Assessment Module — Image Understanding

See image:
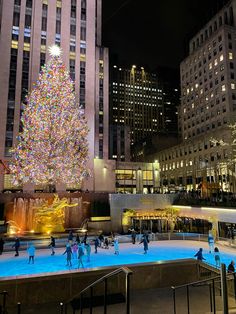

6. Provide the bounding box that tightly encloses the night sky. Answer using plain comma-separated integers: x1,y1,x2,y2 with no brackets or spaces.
102,0,229,71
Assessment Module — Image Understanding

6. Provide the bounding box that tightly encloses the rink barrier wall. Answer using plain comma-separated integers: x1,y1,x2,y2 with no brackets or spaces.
0,259,218,306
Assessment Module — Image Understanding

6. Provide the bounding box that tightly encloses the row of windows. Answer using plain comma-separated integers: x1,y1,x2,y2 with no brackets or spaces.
182,59,234,97
190,7,233,52
159,141,228,162
183,118,228,139
182,52,234,86
161,154,229,172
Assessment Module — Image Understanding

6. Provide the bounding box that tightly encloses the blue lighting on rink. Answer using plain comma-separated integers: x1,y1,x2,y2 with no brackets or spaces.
0,241,235,278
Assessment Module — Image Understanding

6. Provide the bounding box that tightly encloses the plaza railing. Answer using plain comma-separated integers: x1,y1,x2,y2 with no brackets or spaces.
0,290,21,314
60,266,132,314
171,263,236,314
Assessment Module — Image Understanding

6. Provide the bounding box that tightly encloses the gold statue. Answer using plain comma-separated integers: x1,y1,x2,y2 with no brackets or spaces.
34,194,78,233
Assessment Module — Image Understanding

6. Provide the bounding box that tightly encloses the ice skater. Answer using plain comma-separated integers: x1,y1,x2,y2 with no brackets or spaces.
27,243,35,264
78,243,84,269
98,233,104,248
214,247,220,267
208,232,214,253
131,229,136,244
72,242,78,259
228,260,235,273
140,234,148,254
85,242,91,262
114,237,119,255
63,243,72,267
0,238,5,255
194,248,206,261
104,238,109,249
12,237,20,257
68,230,74,244
49,236,56,255
94,237,99,253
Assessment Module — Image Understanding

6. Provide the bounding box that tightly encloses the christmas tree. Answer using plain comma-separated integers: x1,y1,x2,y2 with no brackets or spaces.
10,45,89,187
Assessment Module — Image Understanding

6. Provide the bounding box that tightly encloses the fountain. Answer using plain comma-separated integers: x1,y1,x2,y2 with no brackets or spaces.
5,194,91,235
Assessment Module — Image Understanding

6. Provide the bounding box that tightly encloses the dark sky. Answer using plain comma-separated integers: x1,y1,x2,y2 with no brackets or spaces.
102,0,228,70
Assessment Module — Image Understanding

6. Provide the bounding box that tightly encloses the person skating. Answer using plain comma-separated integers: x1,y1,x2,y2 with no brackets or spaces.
27,243,35,264
98,233,104,248
114,237,119,255
194,248,206,261
0,238,5,255
228,260,235,273
131,229,136,244
49,236,56,255
208,232,214,253
78,243,84,269
63,243,72,267
94,237,99,253
104,238,109,249
12,238,20,257
140,235,148,254
85,242,91,262
72,242,78,259
68,230,74,244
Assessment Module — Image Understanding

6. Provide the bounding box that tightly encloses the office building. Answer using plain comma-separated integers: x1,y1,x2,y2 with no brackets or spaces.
151,1,236,193
0,0,109,191
109,65,163,161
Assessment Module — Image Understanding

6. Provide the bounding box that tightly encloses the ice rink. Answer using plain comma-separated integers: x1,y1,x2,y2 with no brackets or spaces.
0,240,235,278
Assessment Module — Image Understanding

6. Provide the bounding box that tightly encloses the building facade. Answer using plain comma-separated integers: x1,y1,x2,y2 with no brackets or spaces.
152,1,236,193
109,65,163,161
0,0,109,191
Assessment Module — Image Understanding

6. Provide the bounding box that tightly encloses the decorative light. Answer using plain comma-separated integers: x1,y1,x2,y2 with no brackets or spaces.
10,46,90,186
48,45,62,57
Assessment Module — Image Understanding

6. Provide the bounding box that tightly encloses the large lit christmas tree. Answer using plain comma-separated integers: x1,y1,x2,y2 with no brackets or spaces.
10,46,89,187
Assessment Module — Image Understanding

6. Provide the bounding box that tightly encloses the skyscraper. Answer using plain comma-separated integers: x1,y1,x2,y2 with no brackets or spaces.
0,0,109,191
151,0,236,193
109,65,161,161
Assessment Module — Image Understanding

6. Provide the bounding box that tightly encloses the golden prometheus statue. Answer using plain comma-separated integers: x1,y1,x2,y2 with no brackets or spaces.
34,194,78,233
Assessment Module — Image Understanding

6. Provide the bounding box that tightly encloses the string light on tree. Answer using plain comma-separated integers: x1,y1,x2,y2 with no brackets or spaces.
10,45,90,187
48,45,62,57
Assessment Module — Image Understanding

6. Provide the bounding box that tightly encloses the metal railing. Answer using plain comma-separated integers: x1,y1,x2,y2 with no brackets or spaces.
60,267,132,314
0,290,21,314
171,264,236,314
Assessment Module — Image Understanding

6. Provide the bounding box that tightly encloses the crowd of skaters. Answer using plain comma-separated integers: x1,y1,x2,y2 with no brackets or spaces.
0,230,150,266
0,229,236,273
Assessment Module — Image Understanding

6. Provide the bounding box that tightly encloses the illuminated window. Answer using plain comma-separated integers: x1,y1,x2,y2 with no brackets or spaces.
229,52,233,60
115,170,136,180
214,59,218,66
222,84,226,91
220,54,224,61
209,62,212,70
231,83,235,90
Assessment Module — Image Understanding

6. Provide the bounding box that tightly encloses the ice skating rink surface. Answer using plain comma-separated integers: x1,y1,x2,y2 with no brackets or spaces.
0,240,235,278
